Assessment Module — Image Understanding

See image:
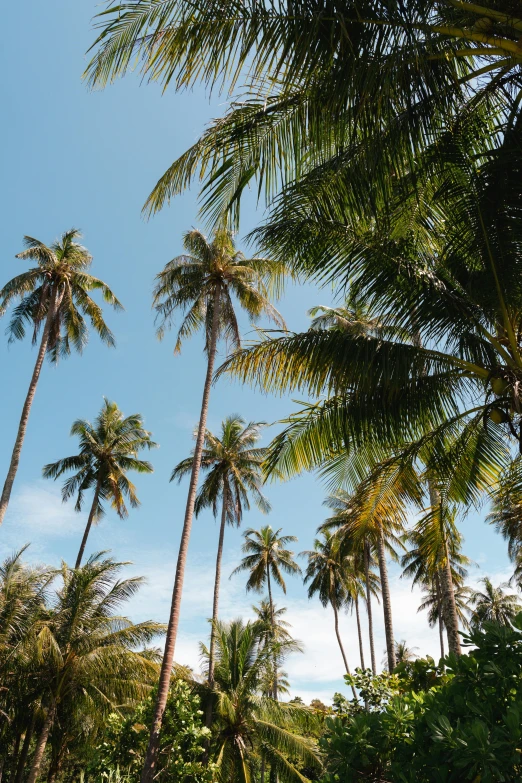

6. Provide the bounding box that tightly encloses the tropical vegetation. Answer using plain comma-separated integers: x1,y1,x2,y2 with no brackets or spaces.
5,0,522,780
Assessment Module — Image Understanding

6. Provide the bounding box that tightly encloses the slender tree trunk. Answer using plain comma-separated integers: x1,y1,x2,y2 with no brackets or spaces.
0,288,62,526
208,485,228,685
429,485,461,655
260,755,266,783
441,541,461,655
435,573,445,661
364,541,377,674
266,565,278,701
9,732,22,779
333,602,357,700
75,479,102,568
14,713,36,783
205,484,228,729
376,526,396,672
141,286,222,783
354,594,366,670
26,703,55,783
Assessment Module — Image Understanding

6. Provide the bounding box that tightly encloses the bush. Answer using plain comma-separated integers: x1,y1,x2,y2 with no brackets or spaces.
87,680,213,783
320,616,522,782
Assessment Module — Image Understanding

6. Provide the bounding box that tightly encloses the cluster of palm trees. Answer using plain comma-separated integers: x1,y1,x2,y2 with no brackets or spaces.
5,0,522,779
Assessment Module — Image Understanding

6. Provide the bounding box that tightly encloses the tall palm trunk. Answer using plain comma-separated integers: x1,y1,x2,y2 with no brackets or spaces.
75,478,102,568
441,540,461,655
376,527,396,672
333,601,357,700
435,572,445,661
266,564,278,700
141,285,222,783
364,541,377,674
26,703,55,783
354,594,366,669
14,713,36,783
0,287,62,526
429,485,461,655
205,483,228,728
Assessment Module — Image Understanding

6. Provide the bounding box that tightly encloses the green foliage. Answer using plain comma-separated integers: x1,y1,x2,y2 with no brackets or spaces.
88,680,213,783
321,617,522,782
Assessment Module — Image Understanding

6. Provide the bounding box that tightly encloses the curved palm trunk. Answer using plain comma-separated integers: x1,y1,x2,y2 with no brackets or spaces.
141,286,222,783
75,479,102,568
26,703,55,783
0,288,62,526
205,484,228,728
364,541,377,674
354,594,366,670
333,602,357,700
376,527,396,672
266,564,278,701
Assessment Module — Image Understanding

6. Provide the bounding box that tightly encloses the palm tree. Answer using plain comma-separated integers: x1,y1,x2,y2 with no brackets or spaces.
143,228,284,783
231,526,301,698
469,578,522,628
43,399,156,567
252,602,299,701
172,415,270,687
87,0,519,243
322,473,411,673
401,500,471,659
218,126,522,660
0,229,122,526
0,547,54,769
197,618,321,783
383,641,419,669
301,532,357,699
418,581,471,659
343,549,380,672
24,553,164,783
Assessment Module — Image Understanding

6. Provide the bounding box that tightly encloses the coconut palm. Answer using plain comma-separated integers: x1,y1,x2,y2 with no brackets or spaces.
301,532,357,698
418,581,471,659
401,499,471,658
24,553,164,783
143,228,284,782
197,618,321,783
0,547,54,767
231,526,301,698
87,0,519,242
382,641,419,669
343,549,380,671
172,415,270,687
0,229,122,526
43,399,156,567
321,469,414,673
252,602,299,701
221,126,522,651
469,578,522,628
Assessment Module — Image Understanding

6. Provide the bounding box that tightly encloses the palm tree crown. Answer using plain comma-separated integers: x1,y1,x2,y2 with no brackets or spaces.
232,526,301,596
153,228,284,353
0,228,121,360
198,618,320,783
469,578,522,628
171,415,270,522
43,399,156,567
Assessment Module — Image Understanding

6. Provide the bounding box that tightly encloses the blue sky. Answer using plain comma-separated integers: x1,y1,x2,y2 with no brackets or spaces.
0,0,514,702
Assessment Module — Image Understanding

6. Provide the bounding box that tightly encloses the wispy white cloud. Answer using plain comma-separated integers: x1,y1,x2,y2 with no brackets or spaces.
3,482,84,550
